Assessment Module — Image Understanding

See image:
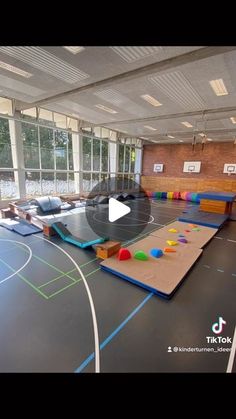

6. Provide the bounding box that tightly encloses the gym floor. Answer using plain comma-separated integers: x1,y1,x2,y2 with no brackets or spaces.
0,199,235,372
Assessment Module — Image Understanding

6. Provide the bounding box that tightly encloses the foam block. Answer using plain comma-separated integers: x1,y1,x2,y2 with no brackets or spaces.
150,248,163,258
118,248,131,261
166,240,178,246
134,250,148,261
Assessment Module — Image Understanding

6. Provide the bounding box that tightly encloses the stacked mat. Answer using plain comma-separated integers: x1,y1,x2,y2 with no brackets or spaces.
0,218,42,236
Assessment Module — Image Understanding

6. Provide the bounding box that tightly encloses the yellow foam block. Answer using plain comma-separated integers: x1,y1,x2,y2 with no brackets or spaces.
166,240,178,246
168,228,178,233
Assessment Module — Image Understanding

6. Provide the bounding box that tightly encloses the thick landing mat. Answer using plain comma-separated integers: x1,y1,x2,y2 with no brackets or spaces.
150,221,217,248
100,235,202,298
178,207,228,228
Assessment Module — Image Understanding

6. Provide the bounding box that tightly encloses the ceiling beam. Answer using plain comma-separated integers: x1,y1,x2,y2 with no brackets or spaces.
97,106,236,127
17,46,236,111
141,127,236,138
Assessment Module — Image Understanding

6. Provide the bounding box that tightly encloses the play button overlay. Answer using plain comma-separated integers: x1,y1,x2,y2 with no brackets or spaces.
85,176,151,243
108,198,131,222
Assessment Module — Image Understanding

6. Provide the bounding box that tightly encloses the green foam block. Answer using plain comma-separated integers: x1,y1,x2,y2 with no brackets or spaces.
134,250,148,261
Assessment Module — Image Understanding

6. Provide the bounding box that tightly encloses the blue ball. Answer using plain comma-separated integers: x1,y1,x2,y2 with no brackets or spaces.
150,248,163,258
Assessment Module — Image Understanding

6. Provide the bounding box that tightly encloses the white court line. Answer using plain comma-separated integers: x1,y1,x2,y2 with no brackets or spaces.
0,240,32,285
35,236,100,373
227,325,236,373
227,239,236,243
214,236,223,240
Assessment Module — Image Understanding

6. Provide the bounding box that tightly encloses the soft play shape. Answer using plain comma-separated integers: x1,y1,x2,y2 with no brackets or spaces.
164,247,176,253
178,238,188,243
150,248,163,258
192,227,200,231
168,228,178,233
189,224,197,228
178,234,185,237
134,250,148,261
185,230,191,233
166,240,178,246
167,192,174,199
117,248,131,261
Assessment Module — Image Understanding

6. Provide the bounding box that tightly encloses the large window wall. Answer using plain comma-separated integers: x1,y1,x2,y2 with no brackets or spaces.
0,98,143,200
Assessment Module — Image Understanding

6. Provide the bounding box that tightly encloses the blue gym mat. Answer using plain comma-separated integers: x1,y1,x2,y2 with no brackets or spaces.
198,191,236,202
0,219,42,235
178,207,228,228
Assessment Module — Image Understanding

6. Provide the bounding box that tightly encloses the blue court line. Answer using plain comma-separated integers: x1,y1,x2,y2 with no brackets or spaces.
75,292,154,373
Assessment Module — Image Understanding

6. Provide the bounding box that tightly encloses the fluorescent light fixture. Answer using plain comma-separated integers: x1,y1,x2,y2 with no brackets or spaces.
63,46,85,54
95,104,118,114
168,135,175,139
179,140,184,142
207,138,213,141
144,125,157,131
209,78,228,96
199,133,205,137
0,60,32,78
141,94,162,107
140,137,149,140
181,121,193,128
230,117,236,124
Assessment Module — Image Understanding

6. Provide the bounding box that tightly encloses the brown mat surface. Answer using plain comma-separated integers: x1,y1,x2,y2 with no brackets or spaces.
150,221,217,249
101,235,202,297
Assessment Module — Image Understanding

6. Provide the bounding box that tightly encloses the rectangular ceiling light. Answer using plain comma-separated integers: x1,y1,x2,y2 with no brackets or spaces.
95,104,118,114
207,138,213,141
144,125,157,131
140,137,149,140
181,121,193,128
199,133,205,137
63,46,85,54
168,135,175,139
209,78,228,96
230,117,236,124
141,94,162,107
0,60,32,78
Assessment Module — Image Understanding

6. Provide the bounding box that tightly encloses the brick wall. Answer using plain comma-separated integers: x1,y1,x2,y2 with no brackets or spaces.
142,142,236,178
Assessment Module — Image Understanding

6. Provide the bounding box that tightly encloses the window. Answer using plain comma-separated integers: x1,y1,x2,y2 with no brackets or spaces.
93,138,100,171
0,117,12,168
82,136,92,171
0,171,18,199
25,171,41,197
22,123,40,169
118,144,124,172
55,130,68,170
101,140,108,172
40,127,54,170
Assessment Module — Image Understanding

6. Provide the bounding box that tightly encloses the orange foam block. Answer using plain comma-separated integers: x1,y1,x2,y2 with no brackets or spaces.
164,247,176,253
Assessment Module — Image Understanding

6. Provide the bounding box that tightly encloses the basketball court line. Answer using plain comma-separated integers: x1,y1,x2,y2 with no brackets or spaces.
35,235,101,373
0,240,32,285
75,292,154,372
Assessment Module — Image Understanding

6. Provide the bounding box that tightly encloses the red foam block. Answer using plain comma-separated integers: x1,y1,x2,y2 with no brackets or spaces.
117,248,132,260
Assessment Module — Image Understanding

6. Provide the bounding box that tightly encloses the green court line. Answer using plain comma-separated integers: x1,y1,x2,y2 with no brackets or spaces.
38,269,77,288
14,242,80,283
84,267,100,278
0,257,48,300
47,280,81,299
46,268,101,299
38,257,98,289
